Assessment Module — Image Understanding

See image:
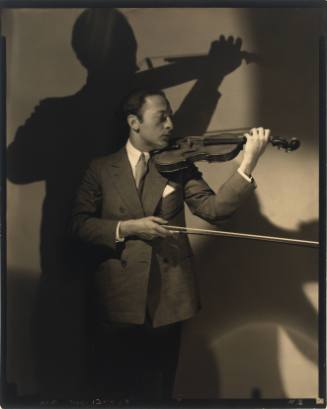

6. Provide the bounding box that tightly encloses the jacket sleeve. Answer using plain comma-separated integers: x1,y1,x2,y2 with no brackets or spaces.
71,159,119,250
183,165,256,224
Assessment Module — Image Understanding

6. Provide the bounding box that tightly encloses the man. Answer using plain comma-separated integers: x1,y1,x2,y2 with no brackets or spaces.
71,89,270,402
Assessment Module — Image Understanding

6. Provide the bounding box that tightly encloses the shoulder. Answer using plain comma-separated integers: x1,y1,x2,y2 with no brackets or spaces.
88,148,126,171
30,95,78,116
19,95,81,130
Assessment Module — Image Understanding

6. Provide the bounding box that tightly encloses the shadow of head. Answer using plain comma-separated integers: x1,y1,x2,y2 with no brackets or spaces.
72,9,139,80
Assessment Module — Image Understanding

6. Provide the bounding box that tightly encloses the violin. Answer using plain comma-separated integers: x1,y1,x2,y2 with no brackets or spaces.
151,131,300,173
150,130,316,248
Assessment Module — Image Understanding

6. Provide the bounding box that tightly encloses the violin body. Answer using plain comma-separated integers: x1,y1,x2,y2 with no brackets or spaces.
152,133,300,174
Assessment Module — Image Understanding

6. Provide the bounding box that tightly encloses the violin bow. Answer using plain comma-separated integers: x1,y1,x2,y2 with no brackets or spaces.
138,51,260,70
165,226,319,248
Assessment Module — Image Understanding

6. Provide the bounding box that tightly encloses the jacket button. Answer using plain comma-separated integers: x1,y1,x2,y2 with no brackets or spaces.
119,206,125,213
121,260,127,268
163,258,169,263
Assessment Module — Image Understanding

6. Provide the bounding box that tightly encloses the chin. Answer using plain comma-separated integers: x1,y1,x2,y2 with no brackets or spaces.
150,138,169,151
160,139,170,148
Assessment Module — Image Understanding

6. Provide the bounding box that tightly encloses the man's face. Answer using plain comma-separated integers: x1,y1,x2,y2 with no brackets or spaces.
137,95,174,151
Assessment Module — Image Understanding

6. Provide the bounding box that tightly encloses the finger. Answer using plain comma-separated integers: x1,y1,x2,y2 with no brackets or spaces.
145,229,162,239
152,233,166,239
245,132,256,144
163,225,178,236
210,40,219,50
258,127,264,138
151,231,168,239
147,222,170,235
219,34,226,43
244,133,251,143
235,37,242,49
227,35,234,44
150,217,168,224
264,128,271,140
155,225,173,237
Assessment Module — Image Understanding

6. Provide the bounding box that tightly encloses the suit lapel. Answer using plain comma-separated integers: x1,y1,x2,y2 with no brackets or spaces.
142,158,168,216
109,148,145,218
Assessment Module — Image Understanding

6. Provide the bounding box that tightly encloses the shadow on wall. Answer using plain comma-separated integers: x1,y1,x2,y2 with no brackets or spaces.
175,190,318,398
6,8,255,399
175,8,321,399
248,8,321,148
6,270,39,397
7,9,139,399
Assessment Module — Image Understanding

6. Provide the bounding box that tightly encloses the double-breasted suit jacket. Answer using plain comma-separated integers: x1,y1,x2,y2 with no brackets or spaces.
72,147,255,327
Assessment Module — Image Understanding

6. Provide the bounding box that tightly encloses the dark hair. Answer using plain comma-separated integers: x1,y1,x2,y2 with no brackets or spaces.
122,89,168,121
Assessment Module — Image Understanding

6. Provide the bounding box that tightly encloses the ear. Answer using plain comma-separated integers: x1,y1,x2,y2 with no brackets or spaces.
127,114,141,132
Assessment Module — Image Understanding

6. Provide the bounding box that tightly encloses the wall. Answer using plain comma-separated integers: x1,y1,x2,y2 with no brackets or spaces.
3,7,322,399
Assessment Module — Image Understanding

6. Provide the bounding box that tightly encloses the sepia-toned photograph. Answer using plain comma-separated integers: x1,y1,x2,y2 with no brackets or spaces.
1,4,326,407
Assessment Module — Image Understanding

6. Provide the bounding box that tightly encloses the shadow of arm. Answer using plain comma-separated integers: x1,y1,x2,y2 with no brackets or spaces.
7,99,55,184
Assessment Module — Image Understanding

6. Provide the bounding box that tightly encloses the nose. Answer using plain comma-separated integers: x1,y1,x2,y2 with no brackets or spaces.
165,116,174,131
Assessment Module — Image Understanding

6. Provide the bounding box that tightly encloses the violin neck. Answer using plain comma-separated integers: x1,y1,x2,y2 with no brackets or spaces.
198,134,296,151
202,134,247,146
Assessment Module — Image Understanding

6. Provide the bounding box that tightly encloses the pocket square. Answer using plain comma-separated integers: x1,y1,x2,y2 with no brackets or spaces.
162,184,176,198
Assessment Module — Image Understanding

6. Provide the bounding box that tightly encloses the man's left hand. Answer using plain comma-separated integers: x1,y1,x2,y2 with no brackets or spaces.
239,127,270,176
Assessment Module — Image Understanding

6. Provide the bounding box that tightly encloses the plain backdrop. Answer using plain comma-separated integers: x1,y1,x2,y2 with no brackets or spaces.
3,7,323,399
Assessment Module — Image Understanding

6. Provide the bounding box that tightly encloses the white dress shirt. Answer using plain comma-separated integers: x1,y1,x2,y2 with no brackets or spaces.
125,139,151,180
115,140,150,241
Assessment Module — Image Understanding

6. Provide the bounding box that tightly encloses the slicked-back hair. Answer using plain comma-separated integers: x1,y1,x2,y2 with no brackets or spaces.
122,89,168,122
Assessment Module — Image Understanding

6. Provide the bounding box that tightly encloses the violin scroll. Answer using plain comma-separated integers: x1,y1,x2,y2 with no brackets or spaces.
270,136,300,152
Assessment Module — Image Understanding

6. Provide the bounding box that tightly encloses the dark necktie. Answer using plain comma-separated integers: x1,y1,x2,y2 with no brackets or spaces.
135,152,148,195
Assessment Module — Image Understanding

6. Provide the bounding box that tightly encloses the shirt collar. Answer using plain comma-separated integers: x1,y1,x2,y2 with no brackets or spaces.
126,139,150,170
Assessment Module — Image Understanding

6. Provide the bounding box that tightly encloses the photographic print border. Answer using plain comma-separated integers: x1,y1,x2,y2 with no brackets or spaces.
0,1,326,408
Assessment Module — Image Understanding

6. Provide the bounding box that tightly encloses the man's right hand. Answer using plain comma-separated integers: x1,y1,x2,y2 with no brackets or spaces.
119,216,174,240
